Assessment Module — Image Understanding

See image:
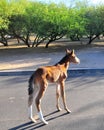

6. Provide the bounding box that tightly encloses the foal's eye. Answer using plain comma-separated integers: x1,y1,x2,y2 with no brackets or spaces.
72,56,75,58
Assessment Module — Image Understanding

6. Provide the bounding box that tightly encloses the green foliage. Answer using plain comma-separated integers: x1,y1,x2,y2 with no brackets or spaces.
67,8,86,40
0,0,104,47
84,5,104,44
0,0,9,30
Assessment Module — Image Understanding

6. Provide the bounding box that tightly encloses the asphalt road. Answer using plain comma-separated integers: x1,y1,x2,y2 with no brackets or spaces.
0,75,104,130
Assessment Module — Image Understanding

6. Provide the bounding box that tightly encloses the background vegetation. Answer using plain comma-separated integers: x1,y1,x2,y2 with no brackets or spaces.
0,0,104,48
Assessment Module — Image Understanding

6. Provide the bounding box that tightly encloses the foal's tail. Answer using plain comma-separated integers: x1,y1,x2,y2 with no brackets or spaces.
28,73,35,95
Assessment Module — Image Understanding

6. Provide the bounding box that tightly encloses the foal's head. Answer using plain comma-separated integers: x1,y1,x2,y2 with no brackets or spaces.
66,49,80,64
57,49,80,65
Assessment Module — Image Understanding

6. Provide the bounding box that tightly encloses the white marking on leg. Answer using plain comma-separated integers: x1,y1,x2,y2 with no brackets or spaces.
28,105,32,118
38,111,48,125
28,105,36,123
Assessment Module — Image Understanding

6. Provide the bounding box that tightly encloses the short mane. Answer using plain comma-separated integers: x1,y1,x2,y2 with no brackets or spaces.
55,54,69,65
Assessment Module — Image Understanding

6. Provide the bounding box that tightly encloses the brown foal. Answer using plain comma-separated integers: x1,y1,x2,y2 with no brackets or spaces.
28,49,80,124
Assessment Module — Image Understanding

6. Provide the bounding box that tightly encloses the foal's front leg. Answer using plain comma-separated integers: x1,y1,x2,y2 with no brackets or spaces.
56,84,62,111
60,81,71,113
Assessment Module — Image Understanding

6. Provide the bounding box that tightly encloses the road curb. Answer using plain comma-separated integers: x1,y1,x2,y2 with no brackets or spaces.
0,68,104,77
67,68,104,77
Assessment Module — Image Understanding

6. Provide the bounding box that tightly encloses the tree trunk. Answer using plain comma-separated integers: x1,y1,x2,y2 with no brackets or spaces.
0,39,8,46
0,33,8,46
45,35,64,48
0,40,8,46
45,39,53,48
4,41,8,46
25,39,30,47
76,34,80,41
17,38,20,44
32,41,35,47
87,36,93,44
35,42,41,47
32,35,38,47
25,33,30,47
87,35,99,44
45,41,50,48
35,37,46,47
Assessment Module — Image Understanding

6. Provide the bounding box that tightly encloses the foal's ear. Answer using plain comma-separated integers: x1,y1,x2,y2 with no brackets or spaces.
72,49,74,54
66,49,71,54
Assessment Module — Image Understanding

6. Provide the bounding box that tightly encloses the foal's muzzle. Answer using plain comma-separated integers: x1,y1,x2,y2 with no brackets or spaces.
75,57,80,64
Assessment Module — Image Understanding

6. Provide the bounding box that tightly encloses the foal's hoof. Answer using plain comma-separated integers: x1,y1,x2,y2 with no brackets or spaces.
57,108,62,112
67,110,71,113
56,106,62,112
29,117,37,123
65,108,71,113
41,119,48,125
43,120,48,125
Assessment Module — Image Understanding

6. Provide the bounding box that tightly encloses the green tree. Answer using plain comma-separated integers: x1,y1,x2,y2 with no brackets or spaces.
33,3,70,48
66,0,90,42
84,5,104,44
0,0,104,48
44,3,70,48
0,0,10,46
25,2,47,47
8,0,31,47
67,7,86,42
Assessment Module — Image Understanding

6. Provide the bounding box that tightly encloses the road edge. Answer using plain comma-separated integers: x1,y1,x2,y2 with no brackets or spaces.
0,68,104,77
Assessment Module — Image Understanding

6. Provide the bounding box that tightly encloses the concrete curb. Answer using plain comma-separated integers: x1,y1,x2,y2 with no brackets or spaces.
0,68,104,77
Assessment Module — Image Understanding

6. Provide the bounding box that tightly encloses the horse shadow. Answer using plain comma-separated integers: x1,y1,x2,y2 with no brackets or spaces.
9,110,69,130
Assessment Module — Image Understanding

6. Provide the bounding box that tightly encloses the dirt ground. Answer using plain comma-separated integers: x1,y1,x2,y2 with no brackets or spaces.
0,41,104,71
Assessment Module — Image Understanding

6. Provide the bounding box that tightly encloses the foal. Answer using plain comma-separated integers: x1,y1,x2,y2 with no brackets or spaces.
28,49,80,125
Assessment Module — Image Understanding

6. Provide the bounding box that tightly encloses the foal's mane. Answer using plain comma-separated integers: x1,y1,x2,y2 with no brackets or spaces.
55,54,70,65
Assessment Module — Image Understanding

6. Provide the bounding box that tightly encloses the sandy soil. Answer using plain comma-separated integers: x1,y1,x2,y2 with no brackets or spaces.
0,42,104,71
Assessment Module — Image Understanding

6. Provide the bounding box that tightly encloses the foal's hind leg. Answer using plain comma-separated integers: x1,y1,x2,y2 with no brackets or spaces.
28,86,38,123
35,81,48,125
28,95,37,123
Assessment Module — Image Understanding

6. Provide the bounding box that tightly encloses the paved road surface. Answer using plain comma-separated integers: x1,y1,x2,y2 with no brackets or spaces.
0,75,104,130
